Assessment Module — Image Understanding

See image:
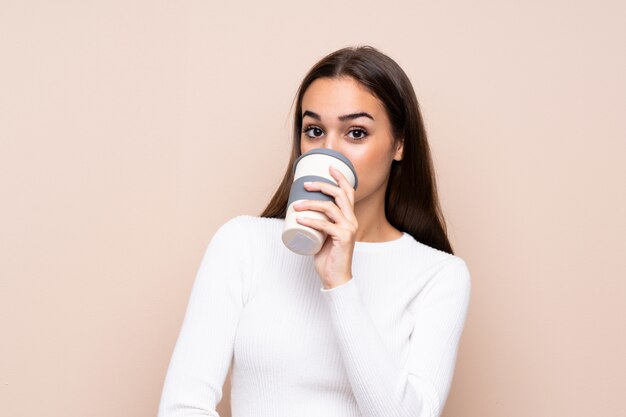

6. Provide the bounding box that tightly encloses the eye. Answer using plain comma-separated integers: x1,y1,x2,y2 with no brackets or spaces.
347,128,368,140
302,125,324,138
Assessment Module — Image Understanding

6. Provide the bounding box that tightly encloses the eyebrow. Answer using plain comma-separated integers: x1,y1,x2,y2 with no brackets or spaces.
302,110,375,121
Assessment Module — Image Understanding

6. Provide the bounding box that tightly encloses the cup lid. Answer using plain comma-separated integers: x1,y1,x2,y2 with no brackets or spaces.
293,148,358,190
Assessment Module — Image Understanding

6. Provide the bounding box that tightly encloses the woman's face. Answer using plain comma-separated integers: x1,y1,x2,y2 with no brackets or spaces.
299,76,403,205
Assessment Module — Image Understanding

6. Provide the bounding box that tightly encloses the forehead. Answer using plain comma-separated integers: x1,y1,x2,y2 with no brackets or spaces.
301,77,384,116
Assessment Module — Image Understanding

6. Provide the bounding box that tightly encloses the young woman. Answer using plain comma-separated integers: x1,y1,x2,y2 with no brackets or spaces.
158,45,471,417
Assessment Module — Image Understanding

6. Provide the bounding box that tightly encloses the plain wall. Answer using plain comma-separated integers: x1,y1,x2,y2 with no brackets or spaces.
1,1,624,416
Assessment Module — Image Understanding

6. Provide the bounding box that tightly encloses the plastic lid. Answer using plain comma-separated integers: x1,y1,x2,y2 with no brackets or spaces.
293,148,358,190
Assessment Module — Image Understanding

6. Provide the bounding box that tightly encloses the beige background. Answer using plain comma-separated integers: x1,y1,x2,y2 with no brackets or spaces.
1,1,624,416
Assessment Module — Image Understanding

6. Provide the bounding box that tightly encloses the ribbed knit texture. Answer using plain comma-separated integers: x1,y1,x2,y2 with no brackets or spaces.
157,214,471,417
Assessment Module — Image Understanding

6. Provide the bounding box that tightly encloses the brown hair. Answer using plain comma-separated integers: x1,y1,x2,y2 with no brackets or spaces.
259,45,454,254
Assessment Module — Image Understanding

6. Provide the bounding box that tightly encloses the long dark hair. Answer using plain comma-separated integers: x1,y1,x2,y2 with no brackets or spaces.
260,45,454,254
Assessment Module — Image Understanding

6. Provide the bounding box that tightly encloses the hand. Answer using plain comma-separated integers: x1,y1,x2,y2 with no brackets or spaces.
293,165,359,289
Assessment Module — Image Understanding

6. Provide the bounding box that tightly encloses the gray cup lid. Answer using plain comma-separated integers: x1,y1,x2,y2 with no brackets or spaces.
293,148,358,190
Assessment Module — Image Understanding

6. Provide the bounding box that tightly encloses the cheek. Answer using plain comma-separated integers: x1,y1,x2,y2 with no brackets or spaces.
351,151,392,192
351,150,387,178
299,138,308,154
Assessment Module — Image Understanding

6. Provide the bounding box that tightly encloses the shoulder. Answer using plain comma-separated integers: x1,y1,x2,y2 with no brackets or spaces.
211,214,284,245
429,254,471,304
203,215,275,265
441,256,471,290
404,235,467,268
217,214,282,233
207,215,287,283
405,237,471,292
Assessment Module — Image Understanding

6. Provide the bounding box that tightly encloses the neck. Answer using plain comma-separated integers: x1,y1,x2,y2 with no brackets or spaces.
352,181,400,242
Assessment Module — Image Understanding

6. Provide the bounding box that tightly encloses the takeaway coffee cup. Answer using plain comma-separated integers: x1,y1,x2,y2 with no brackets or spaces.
282,148,358,256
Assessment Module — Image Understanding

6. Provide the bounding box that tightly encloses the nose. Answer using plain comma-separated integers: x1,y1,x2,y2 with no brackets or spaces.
319,132,341,152
302,130,345,155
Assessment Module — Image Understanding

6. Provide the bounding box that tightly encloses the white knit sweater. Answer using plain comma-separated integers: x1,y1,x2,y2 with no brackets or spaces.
157,214,471,417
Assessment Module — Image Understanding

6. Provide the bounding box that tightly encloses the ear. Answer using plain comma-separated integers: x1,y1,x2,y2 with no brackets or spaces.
393,138,404,161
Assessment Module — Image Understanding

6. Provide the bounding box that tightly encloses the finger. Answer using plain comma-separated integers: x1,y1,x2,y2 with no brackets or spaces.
293,199,345,225
329,165,355,206
295,215,353,242
304,181,356,224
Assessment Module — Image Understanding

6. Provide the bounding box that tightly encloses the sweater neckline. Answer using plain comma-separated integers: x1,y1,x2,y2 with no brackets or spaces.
261,216,413,252
354,231,412,252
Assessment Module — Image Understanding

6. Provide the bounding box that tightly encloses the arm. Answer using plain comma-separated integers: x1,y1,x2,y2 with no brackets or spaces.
320,258,471,417
158,218,247,417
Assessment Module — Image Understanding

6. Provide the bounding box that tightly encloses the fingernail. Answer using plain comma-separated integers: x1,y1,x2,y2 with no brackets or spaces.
303,181,312,186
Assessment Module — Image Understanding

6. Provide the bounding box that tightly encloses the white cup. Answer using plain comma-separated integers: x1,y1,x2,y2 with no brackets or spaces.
282,148,358,255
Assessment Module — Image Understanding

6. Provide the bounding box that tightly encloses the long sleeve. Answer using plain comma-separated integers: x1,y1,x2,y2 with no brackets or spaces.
158,218,248,417
320,258,471,417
